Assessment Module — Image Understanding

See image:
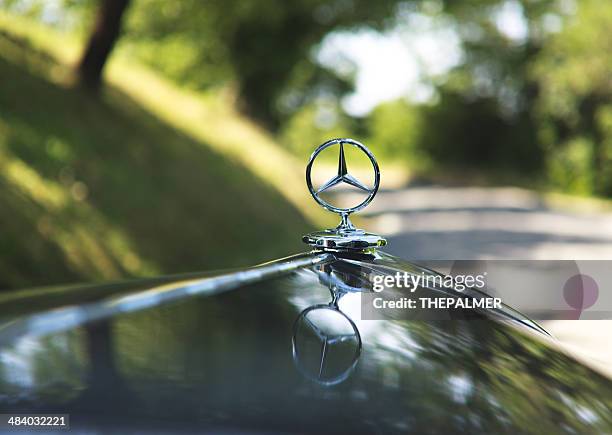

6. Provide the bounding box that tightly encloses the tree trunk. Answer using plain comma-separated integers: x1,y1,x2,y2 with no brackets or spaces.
77,0,131,90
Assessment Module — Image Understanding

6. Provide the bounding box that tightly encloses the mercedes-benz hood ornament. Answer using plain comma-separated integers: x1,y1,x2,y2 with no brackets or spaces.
303,138,387,251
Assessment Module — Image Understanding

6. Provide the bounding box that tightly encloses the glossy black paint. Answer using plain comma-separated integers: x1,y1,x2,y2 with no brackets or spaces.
0,252,611,434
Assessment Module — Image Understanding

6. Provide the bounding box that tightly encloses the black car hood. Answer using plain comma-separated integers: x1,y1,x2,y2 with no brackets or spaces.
0,251,611,434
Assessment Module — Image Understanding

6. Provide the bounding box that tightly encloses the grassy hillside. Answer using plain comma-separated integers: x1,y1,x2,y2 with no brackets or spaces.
0,14,326,290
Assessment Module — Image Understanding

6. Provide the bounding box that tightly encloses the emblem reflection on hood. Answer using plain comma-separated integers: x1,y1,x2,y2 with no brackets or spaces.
303,138,387,252
292,263,365,386
292,304,361,386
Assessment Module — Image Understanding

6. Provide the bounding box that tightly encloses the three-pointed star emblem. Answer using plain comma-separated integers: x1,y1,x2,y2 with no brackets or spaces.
316,142,371,194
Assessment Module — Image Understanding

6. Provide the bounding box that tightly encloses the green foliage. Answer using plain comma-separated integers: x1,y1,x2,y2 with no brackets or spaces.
276,0,558,182
2,0,400,127
0,0,95,33
545,137,594,195
280,99,355,158
120,0,401,127
531,0,612,196
416,90,541,175
121,0,233,90
367,99,422,162
419,0,612,196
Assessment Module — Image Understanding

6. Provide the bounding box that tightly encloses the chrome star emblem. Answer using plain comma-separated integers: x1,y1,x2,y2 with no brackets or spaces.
306,138,380,216
303,138,386,251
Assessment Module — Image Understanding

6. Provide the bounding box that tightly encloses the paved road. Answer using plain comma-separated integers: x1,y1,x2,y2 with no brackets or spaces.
340,185,612,377
362,186,612,260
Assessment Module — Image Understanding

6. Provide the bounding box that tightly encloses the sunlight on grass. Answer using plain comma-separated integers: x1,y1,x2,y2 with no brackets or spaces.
0,146,156,281
105,60,331,227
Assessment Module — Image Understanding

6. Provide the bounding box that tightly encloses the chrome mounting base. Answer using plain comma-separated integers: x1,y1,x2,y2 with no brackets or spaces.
302,214,387,252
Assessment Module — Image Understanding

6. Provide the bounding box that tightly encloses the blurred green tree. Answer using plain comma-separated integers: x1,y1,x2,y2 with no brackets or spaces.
280,98,356,157
1,0,401,127
531,0,612,196
410,0,559,176
122,0,401,128
367,99,422,162
278,0,563,176
416,90,540,176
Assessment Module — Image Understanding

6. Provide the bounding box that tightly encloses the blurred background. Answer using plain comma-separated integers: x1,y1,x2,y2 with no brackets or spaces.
0,0,612,369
